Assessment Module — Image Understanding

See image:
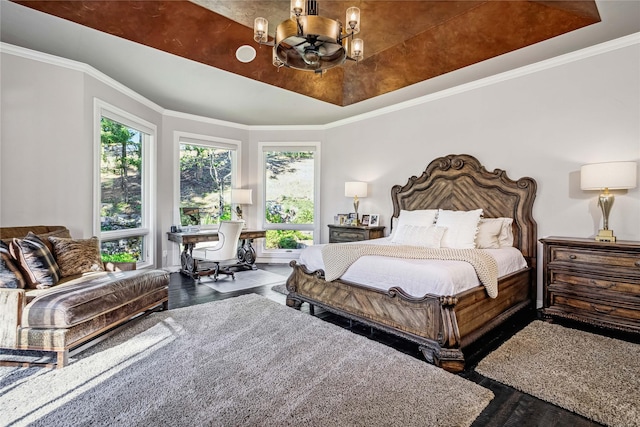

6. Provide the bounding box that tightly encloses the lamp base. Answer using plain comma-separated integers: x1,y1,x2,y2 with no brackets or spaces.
595,229,616,242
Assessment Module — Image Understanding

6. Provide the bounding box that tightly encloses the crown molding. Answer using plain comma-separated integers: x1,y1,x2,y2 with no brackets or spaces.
2,32,638,131
0,42,164,115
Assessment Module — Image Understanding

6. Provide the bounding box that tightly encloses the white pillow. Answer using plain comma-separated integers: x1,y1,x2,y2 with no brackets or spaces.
475,218,503,249
497,217,514,247
390,209,438,239
435,209,483,249
391,225,447,248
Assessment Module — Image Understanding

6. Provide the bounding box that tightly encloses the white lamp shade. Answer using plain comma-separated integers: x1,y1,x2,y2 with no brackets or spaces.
345,181,368,198
580,161,637,190
231,189,253,205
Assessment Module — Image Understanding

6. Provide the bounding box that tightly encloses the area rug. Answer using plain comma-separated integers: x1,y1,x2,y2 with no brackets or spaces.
476,320,640,427
1,294,493,427
200,268,286,293
271,283,287,294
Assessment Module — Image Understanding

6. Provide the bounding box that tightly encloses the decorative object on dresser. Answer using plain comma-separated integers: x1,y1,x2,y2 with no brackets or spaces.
328,224,385,243
540,236,640,334
287,154,538,372
580,161,637,242
231,188,253,224
344,181,367,226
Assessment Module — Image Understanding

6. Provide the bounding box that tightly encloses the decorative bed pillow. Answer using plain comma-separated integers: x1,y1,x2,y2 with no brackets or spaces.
0,241,26,289
49,236,105,277
391,209,438,239
391,225,447,248
10,233,61,289
435,209,483,249
475,218,504,249
497,217,514,247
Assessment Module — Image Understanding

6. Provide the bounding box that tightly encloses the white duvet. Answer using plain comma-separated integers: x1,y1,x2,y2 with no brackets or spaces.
298,237,528,298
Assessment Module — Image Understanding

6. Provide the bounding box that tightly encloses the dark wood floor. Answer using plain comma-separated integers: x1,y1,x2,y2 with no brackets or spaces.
169,264,610,427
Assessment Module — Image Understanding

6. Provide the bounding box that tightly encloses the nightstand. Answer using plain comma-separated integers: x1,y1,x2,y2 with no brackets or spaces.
328,224,385,243
540,236,640,334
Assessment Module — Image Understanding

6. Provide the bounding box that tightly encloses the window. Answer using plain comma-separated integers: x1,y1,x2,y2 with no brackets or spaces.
176,133,240,228
259,142,320,257
95,100,156,268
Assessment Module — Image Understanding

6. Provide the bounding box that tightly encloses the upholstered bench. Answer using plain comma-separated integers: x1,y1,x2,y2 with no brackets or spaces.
0,226,170,368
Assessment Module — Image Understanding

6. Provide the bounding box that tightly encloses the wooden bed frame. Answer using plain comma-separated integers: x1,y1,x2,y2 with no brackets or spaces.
285,154,537,372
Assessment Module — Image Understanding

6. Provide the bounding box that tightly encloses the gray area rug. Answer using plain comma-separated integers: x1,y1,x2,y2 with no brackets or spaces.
476,320,640,427
1,294,493,427
271,283,287,295
201,268,285,293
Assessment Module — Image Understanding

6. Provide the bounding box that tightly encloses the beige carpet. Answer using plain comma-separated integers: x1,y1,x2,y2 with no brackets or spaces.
0,294,493,427
476,320,640,427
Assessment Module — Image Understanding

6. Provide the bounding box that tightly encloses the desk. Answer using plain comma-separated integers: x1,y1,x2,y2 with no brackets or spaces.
167,229,266,279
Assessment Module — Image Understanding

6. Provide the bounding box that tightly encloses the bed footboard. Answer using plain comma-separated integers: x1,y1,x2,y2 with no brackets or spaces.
285,260,534,373
286,261,470,372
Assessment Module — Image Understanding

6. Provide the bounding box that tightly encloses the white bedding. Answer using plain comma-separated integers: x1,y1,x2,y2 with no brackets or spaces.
298,237,528,297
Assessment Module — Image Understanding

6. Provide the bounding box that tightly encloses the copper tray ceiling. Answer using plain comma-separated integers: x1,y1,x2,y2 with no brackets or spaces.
13,1,600,106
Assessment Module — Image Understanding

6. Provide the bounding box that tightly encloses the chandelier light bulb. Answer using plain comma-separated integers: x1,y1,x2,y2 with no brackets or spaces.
352,38,363,60
291,0,305,17
346,7,360,34
254,17,268,44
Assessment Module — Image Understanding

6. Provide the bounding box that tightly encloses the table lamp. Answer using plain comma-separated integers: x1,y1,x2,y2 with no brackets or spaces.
580,161,637,242
345,181,367,226
231,189,253,226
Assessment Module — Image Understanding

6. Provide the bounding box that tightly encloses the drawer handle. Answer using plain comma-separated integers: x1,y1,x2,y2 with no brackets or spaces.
590,280,615,289
569,255,577,260
591,304,615,314
635,260,640,268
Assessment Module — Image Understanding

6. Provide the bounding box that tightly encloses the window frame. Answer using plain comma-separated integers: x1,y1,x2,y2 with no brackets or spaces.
93,99,157,269
257,141,321,260
173,131,242,231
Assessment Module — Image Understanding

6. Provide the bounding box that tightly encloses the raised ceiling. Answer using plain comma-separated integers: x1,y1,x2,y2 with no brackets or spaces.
11,1,601,107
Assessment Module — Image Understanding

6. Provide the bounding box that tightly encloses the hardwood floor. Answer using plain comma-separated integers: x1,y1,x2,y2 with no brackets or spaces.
169,264,604,427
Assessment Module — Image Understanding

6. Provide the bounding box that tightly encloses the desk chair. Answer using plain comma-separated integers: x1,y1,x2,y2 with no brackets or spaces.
191,220,244,281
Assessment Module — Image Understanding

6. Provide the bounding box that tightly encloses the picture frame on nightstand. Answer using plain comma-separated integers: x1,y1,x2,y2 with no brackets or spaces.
361,214,370,226
369,214,380,227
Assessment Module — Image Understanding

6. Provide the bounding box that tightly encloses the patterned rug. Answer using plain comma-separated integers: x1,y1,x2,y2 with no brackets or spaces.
476,320,640,427
1,294,493,427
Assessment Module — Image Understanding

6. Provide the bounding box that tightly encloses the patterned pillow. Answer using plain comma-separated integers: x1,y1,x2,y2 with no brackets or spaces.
35,227,71,253
0,241,26,289
49,236,105,277
10,233,61,289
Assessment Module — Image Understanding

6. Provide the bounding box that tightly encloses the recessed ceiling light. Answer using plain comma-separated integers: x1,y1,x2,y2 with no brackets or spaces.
235,45,256,63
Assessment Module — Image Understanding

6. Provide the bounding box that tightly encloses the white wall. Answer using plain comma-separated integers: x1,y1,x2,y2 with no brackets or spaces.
2,38,639,297
323,44,640,242
1,55,86,236
322,42,640,305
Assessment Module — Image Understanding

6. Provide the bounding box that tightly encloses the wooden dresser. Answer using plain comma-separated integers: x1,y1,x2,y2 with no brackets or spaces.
540,236,640,334
328,225,385,243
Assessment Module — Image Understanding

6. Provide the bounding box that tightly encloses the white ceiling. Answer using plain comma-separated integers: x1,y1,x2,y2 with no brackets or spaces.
1,1,639,126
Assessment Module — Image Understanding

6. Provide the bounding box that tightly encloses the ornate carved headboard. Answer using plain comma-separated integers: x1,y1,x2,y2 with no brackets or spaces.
390,154,538,267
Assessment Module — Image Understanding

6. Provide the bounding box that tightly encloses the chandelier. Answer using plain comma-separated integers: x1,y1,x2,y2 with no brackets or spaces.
253,0,363,73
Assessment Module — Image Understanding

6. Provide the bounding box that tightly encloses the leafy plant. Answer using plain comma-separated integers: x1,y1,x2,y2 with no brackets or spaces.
101,253,137,263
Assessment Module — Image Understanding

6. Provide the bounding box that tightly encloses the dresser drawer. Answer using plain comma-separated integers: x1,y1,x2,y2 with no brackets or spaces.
546,292,640,332
330,229,365,242
550,270,640,295
549,246,640,272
